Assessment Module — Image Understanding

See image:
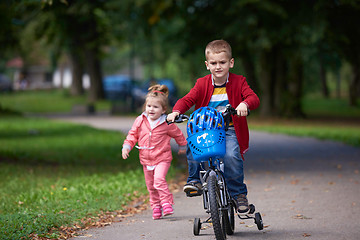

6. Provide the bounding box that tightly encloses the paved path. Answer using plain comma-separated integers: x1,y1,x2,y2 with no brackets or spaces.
49,114,360,240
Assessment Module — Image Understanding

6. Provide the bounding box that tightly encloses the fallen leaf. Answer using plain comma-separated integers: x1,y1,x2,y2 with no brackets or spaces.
291,179,300,185
292,214,312,220
303,233,311,237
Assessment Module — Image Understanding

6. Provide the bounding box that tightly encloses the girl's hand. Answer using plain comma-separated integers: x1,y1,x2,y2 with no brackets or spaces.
178,149,186,155
235,102,248,116
122,148,130,159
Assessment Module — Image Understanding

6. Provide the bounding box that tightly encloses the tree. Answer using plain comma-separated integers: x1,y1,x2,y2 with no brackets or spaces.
31,0,111,101
319,1,360,106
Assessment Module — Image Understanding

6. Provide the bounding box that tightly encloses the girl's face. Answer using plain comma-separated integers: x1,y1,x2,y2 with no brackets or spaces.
145,97,165,121
205,51,234,84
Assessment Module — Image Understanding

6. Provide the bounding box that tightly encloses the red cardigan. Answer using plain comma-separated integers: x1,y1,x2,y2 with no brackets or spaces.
173,72,260,158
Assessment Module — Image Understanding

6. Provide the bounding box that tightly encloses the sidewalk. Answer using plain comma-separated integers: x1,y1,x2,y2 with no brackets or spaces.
49,114,360,240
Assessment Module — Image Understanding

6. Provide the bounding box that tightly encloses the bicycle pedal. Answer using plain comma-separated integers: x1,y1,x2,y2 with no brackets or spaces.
186,190,203,197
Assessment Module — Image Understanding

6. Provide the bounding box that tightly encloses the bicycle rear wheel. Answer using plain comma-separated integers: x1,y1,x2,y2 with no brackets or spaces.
208,175,226,240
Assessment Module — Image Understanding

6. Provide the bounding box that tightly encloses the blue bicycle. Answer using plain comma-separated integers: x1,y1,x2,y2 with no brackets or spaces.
170,105,263,240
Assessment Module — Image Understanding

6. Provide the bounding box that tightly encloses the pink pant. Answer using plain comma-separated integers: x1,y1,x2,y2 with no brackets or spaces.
143,161,174,209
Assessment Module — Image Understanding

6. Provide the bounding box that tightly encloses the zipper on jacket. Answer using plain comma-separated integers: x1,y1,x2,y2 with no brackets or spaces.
147,131,152,159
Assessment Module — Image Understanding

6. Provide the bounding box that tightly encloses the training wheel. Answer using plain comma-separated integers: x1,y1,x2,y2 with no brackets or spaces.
254,212,264,230
193,217,201,235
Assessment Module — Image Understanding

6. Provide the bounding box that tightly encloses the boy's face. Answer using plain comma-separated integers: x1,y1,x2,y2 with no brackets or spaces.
205,51,234,84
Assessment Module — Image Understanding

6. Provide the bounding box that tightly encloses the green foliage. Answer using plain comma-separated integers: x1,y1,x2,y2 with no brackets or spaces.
0,116,153,239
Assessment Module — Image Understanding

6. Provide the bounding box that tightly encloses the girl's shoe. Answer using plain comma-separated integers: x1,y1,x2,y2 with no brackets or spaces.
162,203,174,216
152,206,162,220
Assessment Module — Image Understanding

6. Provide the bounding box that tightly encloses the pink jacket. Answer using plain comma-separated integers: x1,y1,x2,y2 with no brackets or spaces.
123,113,187,166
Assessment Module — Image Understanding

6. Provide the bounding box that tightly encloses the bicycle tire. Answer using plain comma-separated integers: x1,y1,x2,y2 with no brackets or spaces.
222,203,234,235
208,175,226,240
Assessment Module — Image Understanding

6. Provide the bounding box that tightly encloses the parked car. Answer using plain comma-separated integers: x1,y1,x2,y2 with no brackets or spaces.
103,75,134,101
132,78,178,108
0,74,13,92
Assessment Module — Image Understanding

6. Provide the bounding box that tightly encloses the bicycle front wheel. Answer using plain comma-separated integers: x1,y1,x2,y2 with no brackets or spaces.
208,174,226,240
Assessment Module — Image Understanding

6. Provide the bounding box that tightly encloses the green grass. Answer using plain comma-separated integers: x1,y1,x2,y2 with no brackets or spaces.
0,117,125,166
0,164,147,239
302,94,360,118
0,116,178,239
0,90,110,114
249,120,360,147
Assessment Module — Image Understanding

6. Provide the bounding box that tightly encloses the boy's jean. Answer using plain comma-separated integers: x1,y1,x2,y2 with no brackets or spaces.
187,129,247,198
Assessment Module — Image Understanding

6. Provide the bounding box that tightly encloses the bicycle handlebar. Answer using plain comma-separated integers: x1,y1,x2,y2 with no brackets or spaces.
166,104,250,127
166,114,189,125
223,104,250,130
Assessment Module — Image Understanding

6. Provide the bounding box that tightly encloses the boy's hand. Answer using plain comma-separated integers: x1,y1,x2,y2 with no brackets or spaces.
167,112,180,122
122,148,130,159
236,102,249,116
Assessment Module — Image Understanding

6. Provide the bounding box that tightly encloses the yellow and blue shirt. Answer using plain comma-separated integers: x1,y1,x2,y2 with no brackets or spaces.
208,74,233,127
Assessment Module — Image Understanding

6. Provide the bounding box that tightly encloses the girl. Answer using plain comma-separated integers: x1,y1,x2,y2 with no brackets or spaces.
122,84,187,220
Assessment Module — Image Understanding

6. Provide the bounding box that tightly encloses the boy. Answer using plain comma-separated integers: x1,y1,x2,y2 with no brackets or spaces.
167,39,260,213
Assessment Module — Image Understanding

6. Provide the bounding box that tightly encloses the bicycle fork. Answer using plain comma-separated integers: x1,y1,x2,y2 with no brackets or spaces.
200,169,230,213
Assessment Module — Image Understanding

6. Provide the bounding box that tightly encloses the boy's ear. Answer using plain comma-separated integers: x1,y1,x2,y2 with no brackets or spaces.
230,58,234,68
205,61,210,70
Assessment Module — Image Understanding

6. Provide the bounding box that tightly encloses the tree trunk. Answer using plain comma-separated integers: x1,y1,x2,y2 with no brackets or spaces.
240,49,259,94
85,48,104,102
284,54,305,118
274,48,286,116
259,50,274,117
349,62,360,106
68,51,84,96
320,59,329,98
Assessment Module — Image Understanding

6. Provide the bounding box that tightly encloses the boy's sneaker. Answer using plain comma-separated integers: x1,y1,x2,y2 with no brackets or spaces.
234,194,249,213
183,182,202,196
152,206,162,220
162,203,174,216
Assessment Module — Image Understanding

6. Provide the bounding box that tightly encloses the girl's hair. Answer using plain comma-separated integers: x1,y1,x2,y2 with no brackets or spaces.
144,84,170,112
205,39,232,60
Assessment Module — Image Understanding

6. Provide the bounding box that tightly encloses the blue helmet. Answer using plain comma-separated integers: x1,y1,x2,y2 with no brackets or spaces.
187,107,225,136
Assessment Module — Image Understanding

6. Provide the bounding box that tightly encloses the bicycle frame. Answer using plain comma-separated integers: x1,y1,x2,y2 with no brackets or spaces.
168,105,263,238
199,157,231,212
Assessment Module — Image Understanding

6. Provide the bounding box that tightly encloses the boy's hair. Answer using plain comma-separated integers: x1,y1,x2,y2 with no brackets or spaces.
205,39,232,60
144,84,169,112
